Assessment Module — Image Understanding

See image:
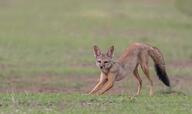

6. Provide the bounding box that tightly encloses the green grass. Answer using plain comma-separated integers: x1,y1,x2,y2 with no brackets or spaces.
0,0,192,113
0,93,192,114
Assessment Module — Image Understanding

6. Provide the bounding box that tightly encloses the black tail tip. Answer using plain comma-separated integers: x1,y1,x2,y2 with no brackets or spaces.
155,64,170,87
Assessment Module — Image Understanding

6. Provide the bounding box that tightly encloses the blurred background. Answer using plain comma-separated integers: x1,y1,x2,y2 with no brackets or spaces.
0,0,191,95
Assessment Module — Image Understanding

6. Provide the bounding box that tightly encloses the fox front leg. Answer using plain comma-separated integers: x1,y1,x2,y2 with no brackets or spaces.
97,73,116,95
88,73,107,95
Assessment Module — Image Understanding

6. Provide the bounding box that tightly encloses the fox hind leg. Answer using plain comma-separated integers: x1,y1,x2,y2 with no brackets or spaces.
140,53,153,96
141,63,153,96
133,64,142,96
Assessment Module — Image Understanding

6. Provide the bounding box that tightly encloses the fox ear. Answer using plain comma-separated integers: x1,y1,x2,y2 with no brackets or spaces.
93,45,101,57
107,45,114,58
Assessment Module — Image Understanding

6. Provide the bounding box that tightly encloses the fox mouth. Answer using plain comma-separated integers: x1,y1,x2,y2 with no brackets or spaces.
99,66,110,71
99,66,107,71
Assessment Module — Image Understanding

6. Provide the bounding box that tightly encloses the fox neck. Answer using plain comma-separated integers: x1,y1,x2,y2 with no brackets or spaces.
114,61,130,81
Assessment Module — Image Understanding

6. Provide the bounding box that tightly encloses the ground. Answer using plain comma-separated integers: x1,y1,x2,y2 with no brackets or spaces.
0,0,192,113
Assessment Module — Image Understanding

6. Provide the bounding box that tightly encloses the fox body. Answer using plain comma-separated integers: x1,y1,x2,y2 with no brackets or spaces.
89,43,170,96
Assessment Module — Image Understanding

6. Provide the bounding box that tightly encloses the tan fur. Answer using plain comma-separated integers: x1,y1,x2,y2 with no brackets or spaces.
89,43,168,96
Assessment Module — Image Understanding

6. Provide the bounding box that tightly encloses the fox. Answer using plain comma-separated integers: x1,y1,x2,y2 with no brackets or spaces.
88,42,170,96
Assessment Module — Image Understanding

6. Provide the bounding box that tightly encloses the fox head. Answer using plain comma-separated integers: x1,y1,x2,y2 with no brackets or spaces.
93,45,114,72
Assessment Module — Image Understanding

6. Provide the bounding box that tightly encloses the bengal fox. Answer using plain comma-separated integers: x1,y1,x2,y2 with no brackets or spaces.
88,43,170,96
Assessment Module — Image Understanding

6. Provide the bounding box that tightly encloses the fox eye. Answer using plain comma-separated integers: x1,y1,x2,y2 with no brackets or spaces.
97,60,101,63
104,61,108,64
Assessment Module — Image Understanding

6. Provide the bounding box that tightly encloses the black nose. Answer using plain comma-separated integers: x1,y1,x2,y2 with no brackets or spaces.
100,66,103,69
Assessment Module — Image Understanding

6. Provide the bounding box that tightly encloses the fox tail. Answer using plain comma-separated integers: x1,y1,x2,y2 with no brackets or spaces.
149,47,170,87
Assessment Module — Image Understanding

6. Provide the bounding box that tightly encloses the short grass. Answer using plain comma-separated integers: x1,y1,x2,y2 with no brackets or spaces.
0,93,192,114
0,0,192,113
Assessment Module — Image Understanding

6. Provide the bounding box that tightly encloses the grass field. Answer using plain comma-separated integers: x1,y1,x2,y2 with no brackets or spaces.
0,0,192,113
